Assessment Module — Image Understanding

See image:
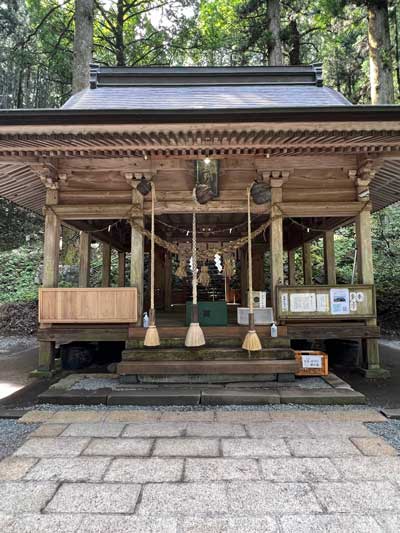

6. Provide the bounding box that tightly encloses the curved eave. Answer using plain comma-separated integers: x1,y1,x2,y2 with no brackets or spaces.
1,105,400,127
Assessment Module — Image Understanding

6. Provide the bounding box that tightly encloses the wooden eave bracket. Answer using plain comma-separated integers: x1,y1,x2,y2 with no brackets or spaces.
30,162,70,190
349,159,378,202
125,171,157,187
261,170,290,187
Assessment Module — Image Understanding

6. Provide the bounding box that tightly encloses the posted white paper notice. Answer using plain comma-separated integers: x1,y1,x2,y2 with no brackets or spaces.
290,293,316,313
316,293,329,313
330,288,350,315
302,355,323,368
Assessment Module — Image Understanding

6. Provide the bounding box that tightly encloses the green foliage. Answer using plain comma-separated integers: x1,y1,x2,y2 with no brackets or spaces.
0,244,42,303
0,199,43,253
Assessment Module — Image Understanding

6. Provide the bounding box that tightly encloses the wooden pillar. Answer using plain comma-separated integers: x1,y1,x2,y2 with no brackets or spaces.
324,230,336,285
288,249,296,286
118,252,125,287
79,231,91,287
164,251,172,310
356,210,374,285
130,186,144,325
354,163,388,377
270,181,284,316
302,242,312,285
240,247,248,306
101,243,111,287
356,204,384,375
39,204,61,372
42,209,60,288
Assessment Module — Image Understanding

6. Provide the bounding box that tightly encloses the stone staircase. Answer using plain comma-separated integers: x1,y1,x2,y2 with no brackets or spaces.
117,333,299,383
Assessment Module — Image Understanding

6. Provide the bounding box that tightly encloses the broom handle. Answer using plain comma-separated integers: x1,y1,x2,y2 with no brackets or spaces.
150,184,155,322
247,188,254,318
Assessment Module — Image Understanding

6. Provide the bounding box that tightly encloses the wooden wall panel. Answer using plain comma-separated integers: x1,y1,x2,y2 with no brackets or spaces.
39,288,138,323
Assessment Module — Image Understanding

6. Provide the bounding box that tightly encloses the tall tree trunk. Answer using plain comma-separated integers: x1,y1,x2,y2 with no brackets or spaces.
367,0,394,104
115,0,125,66
267,0,283,66
288,19,301,65
72,0,94,94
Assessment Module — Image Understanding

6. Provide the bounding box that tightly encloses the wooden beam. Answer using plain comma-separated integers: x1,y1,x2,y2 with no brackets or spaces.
51,204,132,220
288,249,296,285
278,202,367,217
118,252,126,287
302,242,312,285
323,230,336,284
79,231,91,287
51,201,268,218
102,243,111,287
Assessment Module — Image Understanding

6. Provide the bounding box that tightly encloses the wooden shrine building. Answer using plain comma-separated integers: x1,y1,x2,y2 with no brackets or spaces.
1,64,400,380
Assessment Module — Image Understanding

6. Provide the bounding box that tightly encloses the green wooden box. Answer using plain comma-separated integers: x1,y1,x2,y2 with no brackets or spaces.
185,301,228,326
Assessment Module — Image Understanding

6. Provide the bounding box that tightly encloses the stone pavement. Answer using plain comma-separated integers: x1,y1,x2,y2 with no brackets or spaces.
0,408,399,532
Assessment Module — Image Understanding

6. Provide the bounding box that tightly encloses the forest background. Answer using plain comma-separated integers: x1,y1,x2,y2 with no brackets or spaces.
0,0,400,334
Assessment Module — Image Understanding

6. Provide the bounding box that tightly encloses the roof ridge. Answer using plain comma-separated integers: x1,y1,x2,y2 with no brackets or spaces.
89,63,324,89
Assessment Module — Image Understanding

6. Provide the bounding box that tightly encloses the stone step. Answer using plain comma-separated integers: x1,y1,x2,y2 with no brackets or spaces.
122,347,295,362
126,336,290,349
118,358,299,376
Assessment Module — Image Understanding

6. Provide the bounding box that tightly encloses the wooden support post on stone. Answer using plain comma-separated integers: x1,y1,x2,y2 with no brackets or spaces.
353,160,389,378
118,252,126,287
101,243,111,287
302,242,312,285
288,249,296,286
37,167,62,375
127,174,145,326
79,231,91,287
324,230,336,285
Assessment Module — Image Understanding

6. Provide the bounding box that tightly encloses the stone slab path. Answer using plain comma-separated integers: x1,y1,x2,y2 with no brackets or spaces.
0,408,399,532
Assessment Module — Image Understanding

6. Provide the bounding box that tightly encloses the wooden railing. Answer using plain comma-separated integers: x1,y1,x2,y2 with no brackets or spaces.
276,284,375,321
39,287,138,324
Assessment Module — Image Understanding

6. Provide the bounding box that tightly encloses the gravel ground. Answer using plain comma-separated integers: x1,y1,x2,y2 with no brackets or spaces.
367,420,400,452
0,419,39,459
0,335,38,355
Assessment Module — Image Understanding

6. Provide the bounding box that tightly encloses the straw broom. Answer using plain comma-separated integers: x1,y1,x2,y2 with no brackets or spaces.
242,187,262,352
144,183,160,347
185,211,206,347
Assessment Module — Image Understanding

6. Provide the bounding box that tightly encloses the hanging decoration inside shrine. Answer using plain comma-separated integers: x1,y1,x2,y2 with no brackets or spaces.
198,264,211,287
175,255,187,279
223,253,236,278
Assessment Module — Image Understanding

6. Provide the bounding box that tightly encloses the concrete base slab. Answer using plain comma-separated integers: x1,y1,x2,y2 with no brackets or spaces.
38,389,109,405
201,389,281,405
279,388,366,405
107,389,201,406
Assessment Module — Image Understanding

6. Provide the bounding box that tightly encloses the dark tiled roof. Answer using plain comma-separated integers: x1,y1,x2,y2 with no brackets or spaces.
62,65,351,110
63,85,350,110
